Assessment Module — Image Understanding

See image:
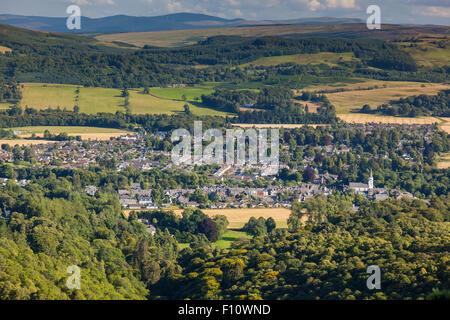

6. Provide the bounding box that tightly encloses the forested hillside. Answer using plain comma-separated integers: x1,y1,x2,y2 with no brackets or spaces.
0,182,179,299
0,24,428,88
1,180,448,299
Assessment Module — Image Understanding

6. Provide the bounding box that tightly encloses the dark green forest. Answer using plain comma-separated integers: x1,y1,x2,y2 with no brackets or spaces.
0,180,448,299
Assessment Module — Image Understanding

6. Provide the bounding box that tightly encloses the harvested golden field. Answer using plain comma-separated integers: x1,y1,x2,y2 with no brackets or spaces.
337,114,443,125
0,45,12,54
12,126,131,141
202,207,291,229
123,207,292,229
437,156,450,169
310,81,450,114
232,124,328,129
0,139,55,146
438,118,450,134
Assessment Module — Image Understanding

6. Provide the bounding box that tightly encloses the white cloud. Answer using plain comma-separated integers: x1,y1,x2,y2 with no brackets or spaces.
307,0,322,11
69,0,91,5
417,6,450,18
96,0,116,5
68,0,115,5
166,1,183,12
325,0,356,9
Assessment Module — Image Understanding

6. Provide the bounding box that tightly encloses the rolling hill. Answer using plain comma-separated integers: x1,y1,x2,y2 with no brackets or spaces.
95,23,450,47
0,13,363,33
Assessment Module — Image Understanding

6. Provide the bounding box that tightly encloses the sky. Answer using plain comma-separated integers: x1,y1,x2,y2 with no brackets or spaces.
1,0,449,25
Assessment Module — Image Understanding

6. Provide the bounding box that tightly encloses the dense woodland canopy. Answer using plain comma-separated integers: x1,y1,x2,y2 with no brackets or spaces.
0,82,22,102
1,178,448,299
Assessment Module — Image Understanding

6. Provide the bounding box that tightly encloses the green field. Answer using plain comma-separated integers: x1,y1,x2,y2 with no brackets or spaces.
242,52,358,67
21,84,125,114
150,87,214,101
21,84,77,110
179,230,251,250
78,87,124,114
17,83,229,116
129,89,230,116
212,230,251,249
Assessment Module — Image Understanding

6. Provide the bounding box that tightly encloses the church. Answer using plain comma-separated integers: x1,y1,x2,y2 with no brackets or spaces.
349,170,374,194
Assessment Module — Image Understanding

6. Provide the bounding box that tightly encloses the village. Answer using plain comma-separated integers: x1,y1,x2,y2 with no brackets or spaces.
0,122,429,214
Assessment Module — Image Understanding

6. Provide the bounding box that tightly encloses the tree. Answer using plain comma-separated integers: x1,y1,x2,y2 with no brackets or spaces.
23,147,35,163
361,104,371,113
265,217,276,233
243,217,267,237
121,87,129,97
213,215,229,238
12,145,22,162
303,167,316,183
323,134,332,146
184,104,191,115
189,189,207,204
199,217,219,242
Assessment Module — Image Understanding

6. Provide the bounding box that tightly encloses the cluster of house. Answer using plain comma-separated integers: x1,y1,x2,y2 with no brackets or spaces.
0,178,30,187
0,131,171,171
118,183,156,210
116,182,334,210
114,167,416,210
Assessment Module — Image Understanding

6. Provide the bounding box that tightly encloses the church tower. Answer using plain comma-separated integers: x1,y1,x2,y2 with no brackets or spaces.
368,169,374,189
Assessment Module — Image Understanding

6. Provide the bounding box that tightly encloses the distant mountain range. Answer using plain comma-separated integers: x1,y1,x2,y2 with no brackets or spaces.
0,13,364,33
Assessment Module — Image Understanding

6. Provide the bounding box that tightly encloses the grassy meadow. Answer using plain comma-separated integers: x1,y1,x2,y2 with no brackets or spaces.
78,87,124,114
129,89,229,116
21,84,78,110
242,52,358,67
212,230,251,249
398,36,450,68
14,83,228,116
150,86,214,101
